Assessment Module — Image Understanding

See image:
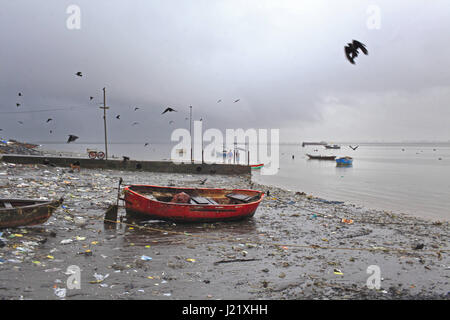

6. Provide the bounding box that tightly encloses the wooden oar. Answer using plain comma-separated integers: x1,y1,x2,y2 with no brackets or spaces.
104,177,123,223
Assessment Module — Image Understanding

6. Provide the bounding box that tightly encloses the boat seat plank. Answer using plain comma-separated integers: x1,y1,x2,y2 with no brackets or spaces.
226,193,257,203
190,196,218,205
3,202,13,209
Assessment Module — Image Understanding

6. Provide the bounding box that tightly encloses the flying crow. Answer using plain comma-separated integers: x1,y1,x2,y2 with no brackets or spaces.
349,145,359,150
233,99,240,103
46,118,53,123
116,115,120,119
162,107,177,114
67,134,79,143
344,40,368,64
76,72,82,77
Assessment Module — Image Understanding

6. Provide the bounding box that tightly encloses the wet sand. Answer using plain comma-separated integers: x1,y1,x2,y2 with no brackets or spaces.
0,161,448,300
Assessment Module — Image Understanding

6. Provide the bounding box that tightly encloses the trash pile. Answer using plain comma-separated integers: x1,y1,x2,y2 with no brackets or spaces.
0,139,42,156
0,161,448,300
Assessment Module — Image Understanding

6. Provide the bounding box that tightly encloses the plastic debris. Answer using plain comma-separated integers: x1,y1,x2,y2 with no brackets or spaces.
341,218,354,224
333,268,344,275
60,239,73,245
141,255,152,261
90,273,109,284
54,287,66,298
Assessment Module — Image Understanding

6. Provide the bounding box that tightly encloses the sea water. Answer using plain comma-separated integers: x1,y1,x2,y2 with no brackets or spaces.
40,142,450,221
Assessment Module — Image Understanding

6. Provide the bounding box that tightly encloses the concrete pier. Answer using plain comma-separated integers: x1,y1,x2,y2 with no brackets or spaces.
0,155,251,175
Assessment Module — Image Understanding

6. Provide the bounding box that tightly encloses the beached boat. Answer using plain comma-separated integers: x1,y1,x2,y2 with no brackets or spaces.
250,163,264,169
336,157,353,166
0,198,63,228
306,154,336,160
123,185,264,222
325,144,341,149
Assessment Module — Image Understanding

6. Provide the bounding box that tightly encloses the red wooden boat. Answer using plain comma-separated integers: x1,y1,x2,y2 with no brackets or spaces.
123,185,264,222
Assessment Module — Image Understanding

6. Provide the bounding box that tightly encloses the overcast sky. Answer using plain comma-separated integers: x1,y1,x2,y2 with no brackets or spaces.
1,0,450,144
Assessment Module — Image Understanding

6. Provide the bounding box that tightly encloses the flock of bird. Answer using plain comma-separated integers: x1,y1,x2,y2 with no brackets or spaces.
3,39,368,146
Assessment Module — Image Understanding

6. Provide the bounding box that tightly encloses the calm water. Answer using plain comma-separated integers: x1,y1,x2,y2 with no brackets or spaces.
254,143,450,222
39,142,450,221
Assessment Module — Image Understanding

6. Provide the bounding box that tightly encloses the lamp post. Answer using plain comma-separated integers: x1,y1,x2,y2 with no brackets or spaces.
100,87,109,160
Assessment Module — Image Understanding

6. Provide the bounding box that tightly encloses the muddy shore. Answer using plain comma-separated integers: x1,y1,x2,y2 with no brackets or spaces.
0,161,448,300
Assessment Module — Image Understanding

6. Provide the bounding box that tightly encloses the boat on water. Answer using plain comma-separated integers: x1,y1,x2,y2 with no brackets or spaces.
123,185,264,222
302,141,328,147
306,154,336,160
325,144,341,149
0,198,63,228
250,163,264,169
336,157,353,166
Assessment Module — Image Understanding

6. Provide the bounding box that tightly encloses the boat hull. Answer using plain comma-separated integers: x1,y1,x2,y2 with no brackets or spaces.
124,185,264,223
306,154,336,160
0,198,63,228
336,157,353,166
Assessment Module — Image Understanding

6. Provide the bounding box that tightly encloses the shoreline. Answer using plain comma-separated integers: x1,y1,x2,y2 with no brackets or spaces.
251,177,449,224
0,160,448,300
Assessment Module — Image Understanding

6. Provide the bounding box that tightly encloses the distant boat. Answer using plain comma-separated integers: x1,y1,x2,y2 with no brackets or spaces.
306,154,336,160
325,144,341,149
302,141,328,147
336,157,353,166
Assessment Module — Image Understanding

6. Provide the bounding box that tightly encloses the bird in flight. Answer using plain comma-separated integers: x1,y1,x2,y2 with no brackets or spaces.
144,143,149,147
169,120,175,125
16,103,20,107
162,107,177,114
90,96,94,100
18,92,22,96
132,122,139,126
67,134,79,143
49,130,53,134
116,115,120,119
217,99,222,103
76,72,82,77
233,99,240,103
134,107,139,111
344,40,368,64
46,118,53,123
18,121,23,125
349,145,359,150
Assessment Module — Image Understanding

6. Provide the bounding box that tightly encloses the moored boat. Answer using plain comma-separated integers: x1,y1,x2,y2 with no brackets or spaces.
306,154,336,160
250,163,264,169
0,198,63,228
336,157,353,166
123,185,264,222
325,144,341,149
